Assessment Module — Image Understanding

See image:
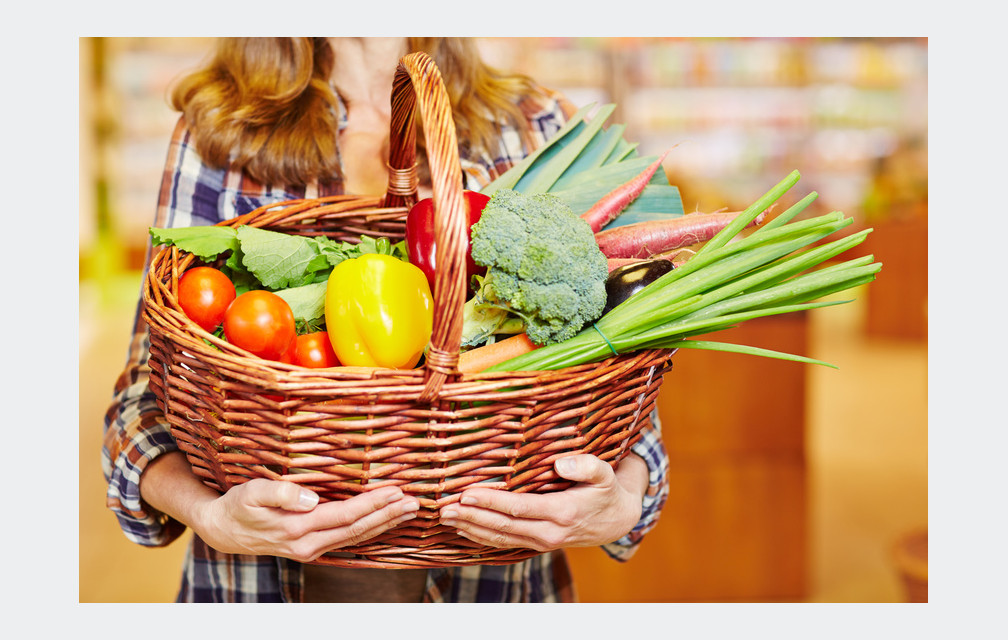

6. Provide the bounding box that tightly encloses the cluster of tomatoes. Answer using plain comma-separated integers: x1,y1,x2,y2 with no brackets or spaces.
177,266,339,368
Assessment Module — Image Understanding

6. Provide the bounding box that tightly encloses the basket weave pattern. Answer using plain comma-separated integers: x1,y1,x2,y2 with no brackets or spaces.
143,52,675,568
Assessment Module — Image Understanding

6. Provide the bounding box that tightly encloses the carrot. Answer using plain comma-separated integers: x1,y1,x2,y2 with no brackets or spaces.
595,209,767,259
458,333,539,373
581,150,670,233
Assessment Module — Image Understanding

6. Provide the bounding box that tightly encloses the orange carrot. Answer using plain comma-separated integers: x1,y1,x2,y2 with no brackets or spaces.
581,150,670,233
458,333,539,373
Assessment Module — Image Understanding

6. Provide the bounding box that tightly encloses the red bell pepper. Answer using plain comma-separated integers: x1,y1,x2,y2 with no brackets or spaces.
405,190,489,298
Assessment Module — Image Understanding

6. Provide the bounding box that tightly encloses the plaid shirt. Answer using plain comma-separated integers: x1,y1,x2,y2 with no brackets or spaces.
102,91,670,603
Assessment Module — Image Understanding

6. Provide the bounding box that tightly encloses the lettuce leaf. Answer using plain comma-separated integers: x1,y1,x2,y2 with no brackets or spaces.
273,281,327,322
235,226,329,289
150,225,409,297
150,226,239,261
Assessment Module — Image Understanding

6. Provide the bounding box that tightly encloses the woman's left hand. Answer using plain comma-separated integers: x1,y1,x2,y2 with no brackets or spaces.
439,453,649,551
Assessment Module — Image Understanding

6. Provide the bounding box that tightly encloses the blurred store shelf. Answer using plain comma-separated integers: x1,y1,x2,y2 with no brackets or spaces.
81,37,927,264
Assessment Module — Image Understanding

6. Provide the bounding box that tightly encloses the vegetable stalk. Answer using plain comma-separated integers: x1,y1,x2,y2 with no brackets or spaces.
484,171,882,372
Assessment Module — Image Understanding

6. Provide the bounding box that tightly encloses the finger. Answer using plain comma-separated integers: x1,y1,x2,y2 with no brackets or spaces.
299,497,420,558
310,486,417,528
448,518,551,552
554,454,614,486
440,500,569,548
452,488,558,521
240,479,320,512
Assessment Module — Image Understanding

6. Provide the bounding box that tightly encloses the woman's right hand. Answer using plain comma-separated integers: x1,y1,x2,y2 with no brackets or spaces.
140,451,420,563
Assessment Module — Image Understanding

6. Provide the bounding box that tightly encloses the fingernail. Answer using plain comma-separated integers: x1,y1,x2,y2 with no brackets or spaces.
299,489,319,509
460,496,476,506
402,500,420,513
385,488,405,504
441,508,459,519
556,457,576,475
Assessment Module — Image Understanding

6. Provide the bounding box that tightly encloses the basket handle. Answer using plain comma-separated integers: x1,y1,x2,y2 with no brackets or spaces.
383,52,468,402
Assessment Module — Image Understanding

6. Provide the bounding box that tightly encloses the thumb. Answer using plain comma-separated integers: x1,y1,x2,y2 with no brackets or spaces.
554,454,613,485
244,479,319,512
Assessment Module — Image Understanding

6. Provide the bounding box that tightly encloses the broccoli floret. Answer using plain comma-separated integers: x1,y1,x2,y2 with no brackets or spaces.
469,189,609,345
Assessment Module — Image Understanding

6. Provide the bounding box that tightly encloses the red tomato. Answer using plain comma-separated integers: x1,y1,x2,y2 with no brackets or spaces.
276,335,297,364
177,266,236,333
223,290,297,360
405,190,489,297
292,331,341,368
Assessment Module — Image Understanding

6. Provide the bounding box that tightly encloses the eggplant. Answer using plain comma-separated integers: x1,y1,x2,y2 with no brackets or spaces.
602,259,675,314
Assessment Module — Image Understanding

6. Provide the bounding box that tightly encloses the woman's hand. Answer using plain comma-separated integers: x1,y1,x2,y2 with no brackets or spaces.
140,452,420,563
438,453,649,552
196,479,420,562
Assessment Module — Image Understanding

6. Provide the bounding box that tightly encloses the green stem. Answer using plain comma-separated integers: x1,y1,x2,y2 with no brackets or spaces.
693,169,801,259
756,191,819,232
599,220,851,336
662,339,837,368
611,210,849,317
485,172,882,374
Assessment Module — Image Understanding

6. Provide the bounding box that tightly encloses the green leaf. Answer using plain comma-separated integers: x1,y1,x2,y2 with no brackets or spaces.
550,154,664,190
228,268,260,295
354,235,409,260
606,137,639,163
481,102,597,196
516,104,616,194
224,247,247,274
236,226,327,289
314,236,368,268
553,184,684,219
149,226,239,261
273,281,328,322
596,193,685,226
550,123,627,190
314,234,410,268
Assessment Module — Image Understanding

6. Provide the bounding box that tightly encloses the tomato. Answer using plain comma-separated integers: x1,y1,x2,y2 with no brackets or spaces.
405,189,489,298
276,335,298,364
223,290,297,360
291,331,341,368
177,266,236,333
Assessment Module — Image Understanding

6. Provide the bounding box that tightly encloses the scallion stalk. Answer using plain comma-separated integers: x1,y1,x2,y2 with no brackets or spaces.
483,172,883,372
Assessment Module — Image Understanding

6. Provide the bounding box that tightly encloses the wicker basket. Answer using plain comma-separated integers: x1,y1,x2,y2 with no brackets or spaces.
143,51,675,569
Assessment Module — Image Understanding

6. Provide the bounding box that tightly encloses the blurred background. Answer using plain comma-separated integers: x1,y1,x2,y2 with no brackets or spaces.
79,37,927,603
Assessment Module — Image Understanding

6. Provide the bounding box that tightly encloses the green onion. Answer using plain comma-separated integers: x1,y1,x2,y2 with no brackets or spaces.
485,171,882,372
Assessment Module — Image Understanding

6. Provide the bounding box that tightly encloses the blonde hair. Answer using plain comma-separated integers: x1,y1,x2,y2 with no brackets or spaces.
170,37,548,187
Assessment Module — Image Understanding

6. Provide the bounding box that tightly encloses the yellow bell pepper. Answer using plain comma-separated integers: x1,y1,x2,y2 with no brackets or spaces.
324,253,434,369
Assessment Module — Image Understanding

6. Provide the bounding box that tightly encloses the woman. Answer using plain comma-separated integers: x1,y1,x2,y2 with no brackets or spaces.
103,37,670,603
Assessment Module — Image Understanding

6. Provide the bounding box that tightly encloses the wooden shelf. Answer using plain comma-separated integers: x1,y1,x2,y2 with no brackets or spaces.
567,312,810,601
863,213,928,341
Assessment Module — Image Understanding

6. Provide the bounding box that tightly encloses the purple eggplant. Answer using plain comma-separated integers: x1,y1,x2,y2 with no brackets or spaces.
602,259,675,314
